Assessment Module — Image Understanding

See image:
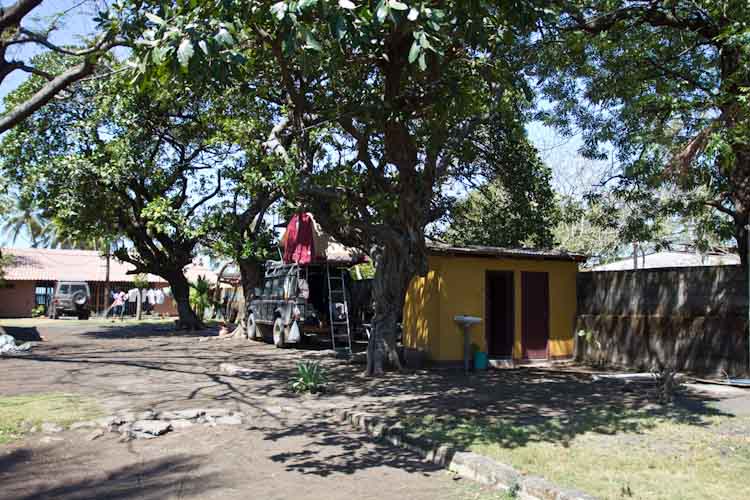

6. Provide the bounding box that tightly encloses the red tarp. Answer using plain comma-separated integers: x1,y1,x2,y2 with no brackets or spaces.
283,213,315,264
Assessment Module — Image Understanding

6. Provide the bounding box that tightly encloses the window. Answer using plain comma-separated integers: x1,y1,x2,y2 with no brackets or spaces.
35,283,53,308
58,284,69,294
70,284,87,294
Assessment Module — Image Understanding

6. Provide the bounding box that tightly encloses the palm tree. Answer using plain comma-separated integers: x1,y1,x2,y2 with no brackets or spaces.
1,194,111,251
0,196,52,247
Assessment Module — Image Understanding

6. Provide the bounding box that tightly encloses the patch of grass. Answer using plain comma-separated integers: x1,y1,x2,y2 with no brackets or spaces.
0,393,102,444
405,411,750,500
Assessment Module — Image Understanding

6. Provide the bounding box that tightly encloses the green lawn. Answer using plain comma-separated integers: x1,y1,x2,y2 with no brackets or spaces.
0,393,102,444
405,410,750,500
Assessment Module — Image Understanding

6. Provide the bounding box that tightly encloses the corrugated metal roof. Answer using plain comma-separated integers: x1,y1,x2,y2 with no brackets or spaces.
588,251,740,271
1,247,167,283
426,241,587,262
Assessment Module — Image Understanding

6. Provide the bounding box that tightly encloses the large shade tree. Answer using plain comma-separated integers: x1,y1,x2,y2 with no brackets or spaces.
536,0,750,269
0,67,233,329
121,1,547,374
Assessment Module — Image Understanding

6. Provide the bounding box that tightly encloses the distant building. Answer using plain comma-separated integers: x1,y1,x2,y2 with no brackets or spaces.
588,250,740,271
0,248,212,318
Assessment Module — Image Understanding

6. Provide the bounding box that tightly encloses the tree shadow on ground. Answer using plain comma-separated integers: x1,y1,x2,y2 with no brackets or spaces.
247,414,445,478
0,447,216,500
330,367,732,449
3,326,739,460
79,323,220,339
1,326,43,341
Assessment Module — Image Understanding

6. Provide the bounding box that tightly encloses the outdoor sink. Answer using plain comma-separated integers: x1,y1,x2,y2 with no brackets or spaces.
454,315,482,326
454,315,482,374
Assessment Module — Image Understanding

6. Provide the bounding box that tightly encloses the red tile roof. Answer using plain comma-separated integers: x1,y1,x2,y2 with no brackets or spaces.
1,248,167,283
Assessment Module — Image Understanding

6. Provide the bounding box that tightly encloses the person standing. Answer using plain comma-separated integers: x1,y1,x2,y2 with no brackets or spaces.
117,290,128,320
111,290,125,321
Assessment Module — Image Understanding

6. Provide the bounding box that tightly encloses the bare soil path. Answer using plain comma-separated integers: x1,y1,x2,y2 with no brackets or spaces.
0,321,464,500
2,319,749,500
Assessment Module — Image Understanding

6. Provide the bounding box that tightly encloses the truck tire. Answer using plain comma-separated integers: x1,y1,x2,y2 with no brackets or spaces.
247,313,258,340
273,318,285,348
72,291,88,306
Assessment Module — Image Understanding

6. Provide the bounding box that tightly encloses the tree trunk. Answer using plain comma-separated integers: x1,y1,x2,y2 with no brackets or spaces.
736,216,749,271
730,150,750,272
167,271,203,330
366,237,425,376
136,289,142,320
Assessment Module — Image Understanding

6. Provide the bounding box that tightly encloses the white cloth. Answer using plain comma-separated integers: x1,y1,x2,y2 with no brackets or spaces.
154,289,165,305
127,289,139,302
146,289,156,305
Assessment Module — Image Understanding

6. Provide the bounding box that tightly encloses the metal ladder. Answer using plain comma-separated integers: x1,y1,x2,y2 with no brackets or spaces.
327,266,353,356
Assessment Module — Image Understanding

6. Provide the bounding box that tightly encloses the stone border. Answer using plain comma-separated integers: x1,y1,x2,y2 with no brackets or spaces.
335,409,596,500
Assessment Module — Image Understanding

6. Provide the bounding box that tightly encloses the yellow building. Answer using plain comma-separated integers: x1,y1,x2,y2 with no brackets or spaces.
403,242,586,364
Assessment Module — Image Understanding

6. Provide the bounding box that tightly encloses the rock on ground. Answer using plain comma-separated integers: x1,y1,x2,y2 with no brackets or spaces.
41,422,64,433
130,420,172,438
214,415,243,426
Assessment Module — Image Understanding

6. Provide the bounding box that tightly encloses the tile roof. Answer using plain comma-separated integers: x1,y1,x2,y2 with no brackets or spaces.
426,241,587,262
1,247,167,283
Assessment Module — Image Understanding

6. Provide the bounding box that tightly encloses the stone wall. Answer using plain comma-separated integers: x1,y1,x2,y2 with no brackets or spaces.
576,266,749,375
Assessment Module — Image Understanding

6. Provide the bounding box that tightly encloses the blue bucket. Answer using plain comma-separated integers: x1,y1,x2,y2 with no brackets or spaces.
474,351,488,371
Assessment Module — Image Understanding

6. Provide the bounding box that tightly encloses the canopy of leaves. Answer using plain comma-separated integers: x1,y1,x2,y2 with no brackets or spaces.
535,0,750,265
439,140,557,249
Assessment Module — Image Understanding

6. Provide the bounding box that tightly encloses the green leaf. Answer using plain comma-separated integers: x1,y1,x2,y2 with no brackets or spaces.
376,1,389,22
299,0,318,10
305,31,322,51
408,40,420,63
407,7,419,21
198,40,209,55
214,27,234,46
177,39,194,68
145,12,165,25
271,2,287,20
418,52,426,70
339,0,356,9
332,14,347,40
389,0,408,10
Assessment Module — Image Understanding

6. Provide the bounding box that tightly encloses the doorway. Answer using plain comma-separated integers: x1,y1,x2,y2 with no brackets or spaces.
485,271,514,358
522,271,550,359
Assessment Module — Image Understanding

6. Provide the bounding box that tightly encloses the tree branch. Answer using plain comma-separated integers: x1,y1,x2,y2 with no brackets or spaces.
0,0,42,31
186,172,222,219
0,59,95,133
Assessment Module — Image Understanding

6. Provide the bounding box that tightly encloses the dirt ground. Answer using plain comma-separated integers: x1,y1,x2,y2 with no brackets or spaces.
2,319,750,499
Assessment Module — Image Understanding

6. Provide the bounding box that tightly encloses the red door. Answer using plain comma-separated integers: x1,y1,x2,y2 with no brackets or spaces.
522,271,549,360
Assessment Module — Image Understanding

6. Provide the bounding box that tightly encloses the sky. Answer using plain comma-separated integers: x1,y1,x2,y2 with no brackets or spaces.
0,0,602,249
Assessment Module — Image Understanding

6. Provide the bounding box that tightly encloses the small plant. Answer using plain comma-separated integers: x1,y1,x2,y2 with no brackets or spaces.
31,304,46,318
504,481,520,499
290,360,328,394
189,275,212,320
652,362,681,404
576,329,601,350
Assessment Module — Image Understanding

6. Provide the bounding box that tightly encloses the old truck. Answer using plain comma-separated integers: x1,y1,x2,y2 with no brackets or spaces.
247,213,371,353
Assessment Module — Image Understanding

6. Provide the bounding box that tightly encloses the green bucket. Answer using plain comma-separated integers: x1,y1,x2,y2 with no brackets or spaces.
473,351,488,371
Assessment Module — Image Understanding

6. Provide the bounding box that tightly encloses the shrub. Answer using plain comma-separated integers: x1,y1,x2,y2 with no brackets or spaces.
290,360,328,394
31,304,46,318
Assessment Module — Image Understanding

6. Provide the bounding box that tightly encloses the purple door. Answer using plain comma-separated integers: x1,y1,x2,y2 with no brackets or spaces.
522,271,549,360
